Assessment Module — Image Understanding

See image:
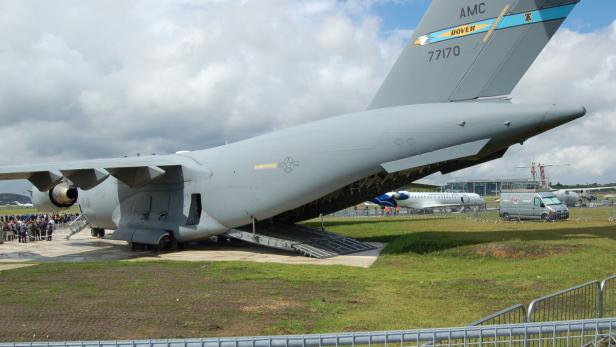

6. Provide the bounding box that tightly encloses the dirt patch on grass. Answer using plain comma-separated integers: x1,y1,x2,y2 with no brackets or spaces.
240,300,300,313
0,262,352,342
456,242,577,259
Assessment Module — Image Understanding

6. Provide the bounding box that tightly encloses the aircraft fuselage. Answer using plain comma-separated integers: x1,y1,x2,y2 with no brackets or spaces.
77,102,583,242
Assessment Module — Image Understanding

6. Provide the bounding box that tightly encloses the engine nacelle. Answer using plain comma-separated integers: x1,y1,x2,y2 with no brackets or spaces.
32,182,79,211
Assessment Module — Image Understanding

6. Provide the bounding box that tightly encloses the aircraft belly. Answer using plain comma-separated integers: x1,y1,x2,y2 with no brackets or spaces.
203,148,382,228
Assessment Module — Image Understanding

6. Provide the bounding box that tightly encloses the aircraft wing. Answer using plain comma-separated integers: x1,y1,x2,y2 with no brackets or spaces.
556,187,616,195
0,155,191,191
420,203,463,209
574,187,616,193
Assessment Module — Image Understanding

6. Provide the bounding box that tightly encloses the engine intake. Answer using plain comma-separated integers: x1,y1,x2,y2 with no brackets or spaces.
32,182,79,211
50,182,78,207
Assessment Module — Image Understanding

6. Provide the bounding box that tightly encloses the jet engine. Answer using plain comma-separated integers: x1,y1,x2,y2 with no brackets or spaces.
32,182,79,211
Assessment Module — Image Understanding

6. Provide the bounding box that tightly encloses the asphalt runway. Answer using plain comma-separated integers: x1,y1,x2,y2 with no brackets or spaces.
0,228,383,268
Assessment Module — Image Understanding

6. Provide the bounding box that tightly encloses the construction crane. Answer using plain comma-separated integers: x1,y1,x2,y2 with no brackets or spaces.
515,162,569,190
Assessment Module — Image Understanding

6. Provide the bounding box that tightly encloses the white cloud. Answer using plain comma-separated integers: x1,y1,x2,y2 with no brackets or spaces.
0,0,615,196
0,0,403,159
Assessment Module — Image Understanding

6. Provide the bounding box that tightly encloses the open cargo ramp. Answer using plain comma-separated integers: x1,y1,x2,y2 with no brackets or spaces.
224,223,375,258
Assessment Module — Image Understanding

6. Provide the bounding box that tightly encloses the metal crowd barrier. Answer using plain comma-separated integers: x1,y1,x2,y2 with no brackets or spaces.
528,281,602,322
602,276,616,317
471,276,616,327
470,304,527,326
2,319,616,347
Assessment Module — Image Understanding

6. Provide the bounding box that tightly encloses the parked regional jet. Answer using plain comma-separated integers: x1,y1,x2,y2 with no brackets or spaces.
553,187,616,207
10,201,34,207
0,0,586,256
370,192,486,211
518,162,616,207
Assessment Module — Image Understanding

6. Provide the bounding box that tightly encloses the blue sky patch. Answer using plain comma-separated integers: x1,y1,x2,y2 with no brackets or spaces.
373,0,616,34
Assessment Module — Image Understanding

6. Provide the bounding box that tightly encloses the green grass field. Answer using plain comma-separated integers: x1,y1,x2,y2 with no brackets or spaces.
0,205,80,216
1,207,616,341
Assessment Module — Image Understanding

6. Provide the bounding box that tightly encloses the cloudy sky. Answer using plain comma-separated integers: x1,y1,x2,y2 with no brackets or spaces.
0,0,615,194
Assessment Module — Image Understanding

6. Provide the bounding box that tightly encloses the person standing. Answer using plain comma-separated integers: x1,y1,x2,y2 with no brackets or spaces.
18,221,26,243
28,221,37,242
46,220,54,241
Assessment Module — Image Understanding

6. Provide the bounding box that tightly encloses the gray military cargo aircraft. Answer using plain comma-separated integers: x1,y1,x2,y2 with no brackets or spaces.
0,0,586,257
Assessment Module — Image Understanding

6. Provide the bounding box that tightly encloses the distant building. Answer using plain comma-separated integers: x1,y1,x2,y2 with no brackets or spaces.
442,178,540,196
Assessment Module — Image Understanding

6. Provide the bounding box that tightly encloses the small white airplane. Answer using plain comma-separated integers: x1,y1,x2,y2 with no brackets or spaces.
517,162,616,207
553,187,616,207
10,201,34,207
369,191,486,211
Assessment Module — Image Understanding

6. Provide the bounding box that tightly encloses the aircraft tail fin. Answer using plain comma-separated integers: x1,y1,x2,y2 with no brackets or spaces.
369,0,580,109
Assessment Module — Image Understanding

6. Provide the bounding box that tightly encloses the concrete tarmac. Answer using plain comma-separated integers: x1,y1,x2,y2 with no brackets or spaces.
0,228,383,268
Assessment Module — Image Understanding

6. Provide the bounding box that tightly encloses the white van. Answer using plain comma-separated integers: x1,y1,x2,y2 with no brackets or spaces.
499,191,569,221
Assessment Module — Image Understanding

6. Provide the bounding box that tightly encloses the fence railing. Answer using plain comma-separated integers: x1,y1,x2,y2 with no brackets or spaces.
2,319,616,347
472,276,616,327
470,304,527,326
327,208,456,219
528,281,601,322
602,276,616,317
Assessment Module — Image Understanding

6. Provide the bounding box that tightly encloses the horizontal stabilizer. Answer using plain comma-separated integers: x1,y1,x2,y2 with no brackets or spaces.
381,138,491,173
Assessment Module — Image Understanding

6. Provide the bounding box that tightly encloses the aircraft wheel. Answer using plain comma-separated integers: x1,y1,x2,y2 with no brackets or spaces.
90,228,105,238
156,235,172,252
502,213,510,221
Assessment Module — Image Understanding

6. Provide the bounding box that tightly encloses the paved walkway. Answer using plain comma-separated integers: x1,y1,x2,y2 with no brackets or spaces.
0,229,383,268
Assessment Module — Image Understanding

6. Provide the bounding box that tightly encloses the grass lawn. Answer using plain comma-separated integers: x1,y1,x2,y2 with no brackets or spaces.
0,206,81,216
1,208,615,341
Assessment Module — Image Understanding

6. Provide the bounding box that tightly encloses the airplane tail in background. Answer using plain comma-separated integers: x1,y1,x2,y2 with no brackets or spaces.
369,0,580,109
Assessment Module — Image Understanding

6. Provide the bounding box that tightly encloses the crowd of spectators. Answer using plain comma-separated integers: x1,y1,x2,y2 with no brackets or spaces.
0,213,79,244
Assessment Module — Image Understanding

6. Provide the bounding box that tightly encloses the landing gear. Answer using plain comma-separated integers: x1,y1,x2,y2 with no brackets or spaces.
90,228,105,238
155,235,172,252
130,234,173,252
